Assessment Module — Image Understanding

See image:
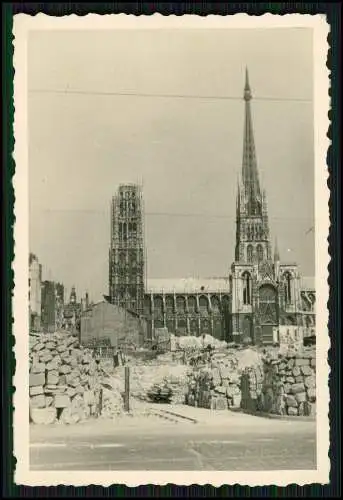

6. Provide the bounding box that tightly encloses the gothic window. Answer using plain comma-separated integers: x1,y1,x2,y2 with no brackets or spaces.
247,245,253,263
176,296,186,313
242,272,252,305
284,272,292,304
165,296,174,313
144,296,151,315
188,296,197,313
257,244,264,263
154,296,164,319
199,295,209,314
211,296,220,312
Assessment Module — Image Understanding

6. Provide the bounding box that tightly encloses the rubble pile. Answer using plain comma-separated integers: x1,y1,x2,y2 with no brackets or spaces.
127,361,190,404
185,351,243,410
29,333,124,424
241,347,316,417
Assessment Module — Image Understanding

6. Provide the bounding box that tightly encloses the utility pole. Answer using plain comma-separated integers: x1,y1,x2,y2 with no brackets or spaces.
124,365,130,412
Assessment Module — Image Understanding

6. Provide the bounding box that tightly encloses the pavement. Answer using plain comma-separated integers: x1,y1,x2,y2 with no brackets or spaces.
30,406,317,471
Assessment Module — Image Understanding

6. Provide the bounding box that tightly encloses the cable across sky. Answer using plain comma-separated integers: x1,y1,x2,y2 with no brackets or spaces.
28,88,312,103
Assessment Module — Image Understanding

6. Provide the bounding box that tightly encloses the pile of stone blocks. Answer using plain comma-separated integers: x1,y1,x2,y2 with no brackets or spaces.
185,352,242,410
241,347,316,417
29,332,120,424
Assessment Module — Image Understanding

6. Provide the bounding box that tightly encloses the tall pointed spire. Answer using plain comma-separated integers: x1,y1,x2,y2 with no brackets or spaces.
242,68,261,215
274,238,280,262
234,70,272,263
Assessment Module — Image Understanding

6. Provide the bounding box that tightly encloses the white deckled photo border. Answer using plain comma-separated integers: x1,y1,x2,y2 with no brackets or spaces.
13,13,330,487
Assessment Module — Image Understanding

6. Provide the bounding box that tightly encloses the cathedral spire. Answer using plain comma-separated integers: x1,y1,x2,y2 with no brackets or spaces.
274,238,280,262
234,70,272,264
242,68,261,215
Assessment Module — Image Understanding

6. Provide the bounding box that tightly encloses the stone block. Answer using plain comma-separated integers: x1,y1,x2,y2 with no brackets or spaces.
59,364,71,374
69,377,81,388
213,396,228,411
46,359,59,371
295,392,307,404
33,343,45,352
31,362,46,374
294,358,310,366
54,394,71,408
284,383,291,394
30,394,46,408
45,341,56,350
292,366,301,377
304,401,316,417
30,385,44,396
287,358,295,369
291,382,305,394
47,370,59,385
70,357,79,368
286,376,295,383
304,376,316,389
301,365,313,376
39,352,53,363
29,372,45,387
286,395,298,408
295,375,304,383
287,406,298,416
56,344,67,353
307,388,316,402
298,402,305,416
232,394,242,408
310,358,316,368
59,375,67,385
67,387,77,398
30,407,57,425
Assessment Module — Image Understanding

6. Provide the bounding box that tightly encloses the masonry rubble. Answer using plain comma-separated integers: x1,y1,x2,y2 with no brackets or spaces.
185,348,261,410
29,332,124,425
240,346,316,417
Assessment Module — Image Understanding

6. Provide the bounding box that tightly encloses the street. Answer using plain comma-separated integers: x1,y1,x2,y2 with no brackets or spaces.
30,411,316,471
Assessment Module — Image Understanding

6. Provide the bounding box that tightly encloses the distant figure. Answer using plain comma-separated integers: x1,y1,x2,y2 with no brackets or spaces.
94,350,101,366
113,350,119,368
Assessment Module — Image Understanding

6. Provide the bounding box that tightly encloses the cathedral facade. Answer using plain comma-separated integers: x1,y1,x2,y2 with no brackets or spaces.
109,71,316,345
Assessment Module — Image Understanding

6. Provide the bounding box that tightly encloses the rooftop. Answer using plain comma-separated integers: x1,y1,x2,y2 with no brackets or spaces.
146,277,231,294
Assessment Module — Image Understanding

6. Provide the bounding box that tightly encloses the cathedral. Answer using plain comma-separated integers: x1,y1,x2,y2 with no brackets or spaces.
108,70,316,345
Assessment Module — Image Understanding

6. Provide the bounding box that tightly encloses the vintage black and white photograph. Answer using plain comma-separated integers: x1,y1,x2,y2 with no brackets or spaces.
13,14,330,486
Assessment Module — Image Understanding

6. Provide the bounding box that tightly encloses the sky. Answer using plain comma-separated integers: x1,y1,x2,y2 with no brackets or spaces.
28,28,315,302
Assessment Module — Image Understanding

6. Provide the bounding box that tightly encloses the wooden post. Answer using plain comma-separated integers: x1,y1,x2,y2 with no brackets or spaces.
124,366,130,412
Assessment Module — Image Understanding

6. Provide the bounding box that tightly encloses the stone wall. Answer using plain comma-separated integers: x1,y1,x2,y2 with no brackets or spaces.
241,347,316,417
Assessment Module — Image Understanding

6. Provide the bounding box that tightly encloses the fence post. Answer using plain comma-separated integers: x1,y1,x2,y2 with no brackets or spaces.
124,366,130,412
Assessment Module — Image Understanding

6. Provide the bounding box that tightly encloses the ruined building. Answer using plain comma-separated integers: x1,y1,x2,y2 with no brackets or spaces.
109,71,316,344
41,280,64,332
29,253,42,330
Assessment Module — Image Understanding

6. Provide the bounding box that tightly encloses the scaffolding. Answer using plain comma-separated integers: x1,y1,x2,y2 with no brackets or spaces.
109,184,145,317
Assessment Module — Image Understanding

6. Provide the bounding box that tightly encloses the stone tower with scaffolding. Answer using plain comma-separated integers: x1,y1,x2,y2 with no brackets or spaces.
109,184,145,316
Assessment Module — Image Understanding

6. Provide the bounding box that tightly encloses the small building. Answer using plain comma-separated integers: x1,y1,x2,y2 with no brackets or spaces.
80,300,147,348
41,280,65,333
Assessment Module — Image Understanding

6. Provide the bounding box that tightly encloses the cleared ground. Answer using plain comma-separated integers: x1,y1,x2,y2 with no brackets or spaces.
30,408,316,471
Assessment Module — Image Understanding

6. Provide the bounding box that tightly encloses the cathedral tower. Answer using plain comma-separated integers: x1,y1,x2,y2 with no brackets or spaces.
235,68,272,264
109,184,145,316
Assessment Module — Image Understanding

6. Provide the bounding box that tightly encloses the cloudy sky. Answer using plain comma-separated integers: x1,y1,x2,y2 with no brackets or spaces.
28,27,315,302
